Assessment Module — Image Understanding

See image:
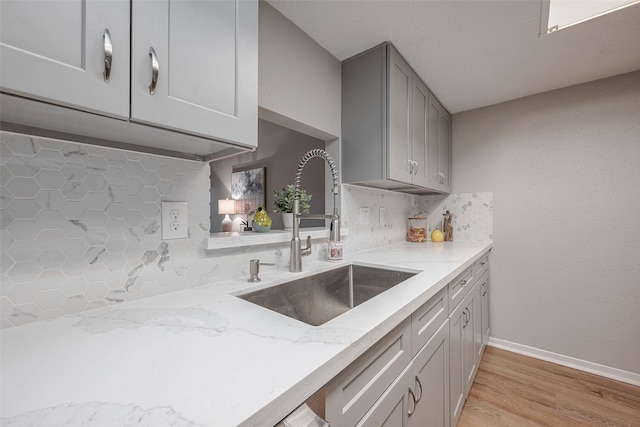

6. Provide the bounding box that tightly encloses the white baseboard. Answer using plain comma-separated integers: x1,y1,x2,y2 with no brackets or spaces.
488,337,640,387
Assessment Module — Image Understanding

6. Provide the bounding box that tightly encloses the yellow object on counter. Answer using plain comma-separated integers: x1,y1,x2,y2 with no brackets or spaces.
431,229,444,242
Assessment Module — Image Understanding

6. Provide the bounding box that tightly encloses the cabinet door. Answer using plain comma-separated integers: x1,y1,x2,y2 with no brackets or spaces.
428,93,451,193
131,0,258,148
387,46,413,185
462,290,477,399
411,74,429,188
409,320,450,427
326,319,412,427
0,0,130,118
438,108,451,191
449,300,466,426
358,365,411,427
479,271,490,347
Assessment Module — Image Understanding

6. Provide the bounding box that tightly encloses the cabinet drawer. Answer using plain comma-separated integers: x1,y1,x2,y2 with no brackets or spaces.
473,253,489,278
448,267,474,313
326,318,412,427
411,287,448,356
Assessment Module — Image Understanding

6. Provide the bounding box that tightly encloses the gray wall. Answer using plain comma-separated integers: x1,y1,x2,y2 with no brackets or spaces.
210,120,325,232
452,70,640,375
258,1,341,140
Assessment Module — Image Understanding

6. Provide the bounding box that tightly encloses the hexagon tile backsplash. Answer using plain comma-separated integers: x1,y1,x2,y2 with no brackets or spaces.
0,131,493,328
0,131,214,328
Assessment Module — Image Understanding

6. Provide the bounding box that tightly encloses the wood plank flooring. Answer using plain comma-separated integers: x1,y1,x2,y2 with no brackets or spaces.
458,346,640,426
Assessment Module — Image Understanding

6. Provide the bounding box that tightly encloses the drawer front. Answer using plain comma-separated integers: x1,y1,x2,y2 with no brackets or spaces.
326,318,412,427
448,267,474,313
473,253,489,278
411,286,448,356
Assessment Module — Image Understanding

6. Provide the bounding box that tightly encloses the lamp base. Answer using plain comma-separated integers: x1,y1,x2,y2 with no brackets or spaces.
222,214,232,232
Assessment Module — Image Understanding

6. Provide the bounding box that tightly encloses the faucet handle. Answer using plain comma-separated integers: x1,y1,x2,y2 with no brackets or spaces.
248,259,275,282
301,236,312,257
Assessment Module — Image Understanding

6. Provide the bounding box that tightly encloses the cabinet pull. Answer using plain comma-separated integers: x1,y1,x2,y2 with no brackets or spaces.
482,282,487,296
462,308,469,328
103,29,112,83
413,161,418,175
460,279,467,287
414,376,423,402
149,47,159,95
407,388,416,416
408,159,414,174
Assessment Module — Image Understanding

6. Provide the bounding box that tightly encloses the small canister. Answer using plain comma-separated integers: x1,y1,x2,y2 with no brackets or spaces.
408,215,427,242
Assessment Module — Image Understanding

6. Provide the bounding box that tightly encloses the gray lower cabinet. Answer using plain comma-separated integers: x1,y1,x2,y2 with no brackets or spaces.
358,320,450,427
448,256,490,426
324,256,490,427
0,0,257,158
341,42,447,194
448,285,475,426
326,287,450,426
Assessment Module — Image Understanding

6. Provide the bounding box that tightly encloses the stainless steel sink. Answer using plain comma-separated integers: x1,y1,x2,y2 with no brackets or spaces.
238,264,417,326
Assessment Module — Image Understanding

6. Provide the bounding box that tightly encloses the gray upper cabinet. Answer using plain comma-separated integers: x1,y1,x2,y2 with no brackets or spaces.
131,0,257,147
342,42,448,194
0,0,130,118
0,0,257,160
428,94,451,192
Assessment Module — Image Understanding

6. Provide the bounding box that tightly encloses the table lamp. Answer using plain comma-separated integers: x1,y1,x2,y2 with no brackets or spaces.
218,199,235,232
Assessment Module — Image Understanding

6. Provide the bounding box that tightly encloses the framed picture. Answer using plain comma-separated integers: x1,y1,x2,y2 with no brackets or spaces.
231,167,266,216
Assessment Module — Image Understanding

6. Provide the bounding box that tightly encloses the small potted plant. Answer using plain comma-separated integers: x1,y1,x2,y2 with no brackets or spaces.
273,184,312,229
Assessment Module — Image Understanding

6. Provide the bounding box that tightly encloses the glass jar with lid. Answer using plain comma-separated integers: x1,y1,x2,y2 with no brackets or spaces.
408,215,427,242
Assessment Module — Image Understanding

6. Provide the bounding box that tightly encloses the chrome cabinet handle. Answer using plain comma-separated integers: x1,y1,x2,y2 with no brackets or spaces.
149,47,159,95
414,376,423,402
407,388,416,416
460,279,468,287
482,282,487,296
408,159,414,175
413,161,419,175
462,307,470,327
103,29,112,83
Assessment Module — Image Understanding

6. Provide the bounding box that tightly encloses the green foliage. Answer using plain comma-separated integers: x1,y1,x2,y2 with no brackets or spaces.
273,184,312,214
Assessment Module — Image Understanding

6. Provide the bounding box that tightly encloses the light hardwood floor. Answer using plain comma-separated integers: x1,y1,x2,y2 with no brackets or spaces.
458,346,640,426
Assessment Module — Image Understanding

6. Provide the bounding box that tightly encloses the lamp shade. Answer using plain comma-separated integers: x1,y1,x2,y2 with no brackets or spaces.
218,199,236,215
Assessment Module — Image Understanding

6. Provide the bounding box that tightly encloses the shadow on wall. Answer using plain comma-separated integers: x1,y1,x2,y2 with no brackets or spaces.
210,119,326,232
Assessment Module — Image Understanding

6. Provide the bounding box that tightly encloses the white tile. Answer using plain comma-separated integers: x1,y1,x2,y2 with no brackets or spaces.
35,249,66,270
83,174,108,192
7,281,42,303
60,295,89,314
6,177,40,198
6,156,39,178
7,199,42,220
83,192,109,210
35,289,67,310
34,149,65,170
7,220,40,240
34,170,66,190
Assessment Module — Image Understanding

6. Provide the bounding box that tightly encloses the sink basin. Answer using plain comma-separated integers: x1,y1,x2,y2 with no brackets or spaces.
238,264,417,326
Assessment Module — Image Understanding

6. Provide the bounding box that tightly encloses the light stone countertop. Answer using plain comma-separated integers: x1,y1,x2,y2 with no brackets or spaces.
0,241,492,426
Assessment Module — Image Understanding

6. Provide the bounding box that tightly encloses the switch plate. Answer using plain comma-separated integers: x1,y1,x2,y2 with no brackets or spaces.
359,207,370,225
161,202,188,239
379,207,388,224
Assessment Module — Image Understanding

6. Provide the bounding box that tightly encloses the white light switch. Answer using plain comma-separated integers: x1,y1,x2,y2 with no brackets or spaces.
359,207,370,225
162,202,188,239
379,207,388,224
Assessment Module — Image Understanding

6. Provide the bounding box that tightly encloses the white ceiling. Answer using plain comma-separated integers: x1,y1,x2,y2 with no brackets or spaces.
267,0,640,113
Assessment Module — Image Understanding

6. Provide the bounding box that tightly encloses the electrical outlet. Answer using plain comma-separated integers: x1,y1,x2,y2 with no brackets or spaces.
359,207,370,225
162,202,188,239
